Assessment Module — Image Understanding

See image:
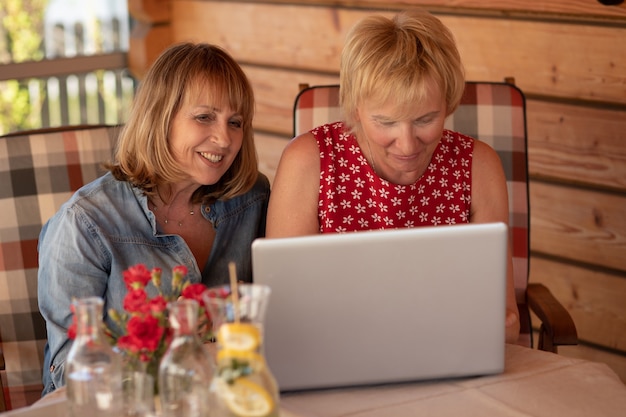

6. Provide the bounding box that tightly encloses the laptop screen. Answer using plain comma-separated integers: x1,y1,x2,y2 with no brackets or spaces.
252,222,508,391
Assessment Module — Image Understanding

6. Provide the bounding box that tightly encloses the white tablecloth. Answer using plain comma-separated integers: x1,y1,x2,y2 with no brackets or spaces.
280,344,626,417
7,344,626,417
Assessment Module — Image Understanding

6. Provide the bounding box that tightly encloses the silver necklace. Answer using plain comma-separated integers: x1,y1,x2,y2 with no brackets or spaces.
150,200,195,227
365,137,379,176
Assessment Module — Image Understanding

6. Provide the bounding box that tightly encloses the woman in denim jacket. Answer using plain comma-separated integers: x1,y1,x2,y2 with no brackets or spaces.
37,42,270,395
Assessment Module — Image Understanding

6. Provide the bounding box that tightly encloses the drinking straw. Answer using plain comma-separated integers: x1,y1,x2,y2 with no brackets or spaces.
228,261,240,323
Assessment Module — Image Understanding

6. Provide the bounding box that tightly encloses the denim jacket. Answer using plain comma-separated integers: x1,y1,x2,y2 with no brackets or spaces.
37,171,270,395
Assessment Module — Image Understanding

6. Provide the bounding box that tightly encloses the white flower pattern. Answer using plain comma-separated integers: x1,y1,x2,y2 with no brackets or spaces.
314,122,473,233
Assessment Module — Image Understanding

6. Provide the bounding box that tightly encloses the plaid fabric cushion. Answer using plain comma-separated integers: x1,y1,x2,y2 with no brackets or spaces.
293,85,343,137
293,82,531,347
0,125,119,410
445,83,529,297
446,82,530,347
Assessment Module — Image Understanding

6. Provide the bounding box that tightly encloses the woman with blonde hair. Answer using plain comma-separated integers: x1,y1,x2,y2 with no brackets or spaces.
267,9,520,343
38,42,270,395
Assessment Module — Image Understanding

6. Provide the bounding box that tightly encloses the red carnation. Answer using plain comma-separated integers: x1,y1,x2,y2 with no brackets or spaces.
68,322,77,340
172,265,188,276
67,303,77,339
148,295,168,314
118,315,164,353
181,283,208,306
123,288,148,313
123,264,152,290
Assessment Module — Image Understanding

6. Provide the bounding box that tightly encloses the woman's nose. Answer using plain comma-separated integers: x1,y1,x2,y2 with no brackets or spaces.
210,121,232,147
396,124,418,154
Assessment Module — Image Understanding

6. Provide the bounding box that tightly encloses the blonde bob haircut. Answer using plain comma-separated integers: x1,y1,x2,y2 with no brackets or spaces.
340,9,465,132
110,42,258,203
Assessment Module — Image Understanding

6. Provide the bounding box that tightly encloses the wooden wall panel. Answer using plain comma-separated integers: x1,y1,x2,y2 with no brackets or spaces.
173,2,626,105
527,100,626,192
448,18,626,105
531,257,626,351
244,66,339,136
172,3,354,71
160,0,626,382
530,182,626,273
267,0,626,20
255,132,287,184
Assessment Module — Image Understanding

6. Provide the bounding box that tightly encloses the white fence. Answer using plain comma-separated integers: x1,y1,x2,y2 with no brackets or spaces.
0,0,134,135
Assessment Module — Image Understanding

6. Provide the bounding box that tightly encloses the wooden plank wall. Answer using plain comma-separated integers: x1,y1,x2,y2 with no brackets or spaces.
128,0,626,381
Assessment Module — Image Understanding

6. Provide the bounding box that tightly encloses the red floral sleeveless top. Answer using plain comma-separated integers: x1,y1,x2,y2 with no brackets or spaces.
312,121,474,233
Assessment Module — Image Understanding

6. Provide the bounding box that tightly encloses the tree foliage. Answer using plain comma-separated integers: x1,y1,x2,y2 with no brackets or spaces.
2,0,46,62
0,0,47,134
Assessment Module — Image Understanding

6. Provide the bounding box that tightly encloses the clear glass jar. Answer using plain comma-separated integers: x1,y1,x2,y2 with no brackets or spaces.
204,284,279,417
158,299,214,417
119,353,156,417
66,296,123,417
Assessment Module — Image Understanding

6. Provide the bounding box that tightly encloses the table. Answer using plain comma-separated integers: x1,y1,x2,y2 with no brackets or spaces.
6,344,626,416
280,344,626,417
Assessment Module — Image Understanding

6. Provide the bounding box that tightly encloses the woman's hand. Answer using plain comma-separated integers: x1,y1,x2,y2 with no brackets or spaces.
505,308,520,344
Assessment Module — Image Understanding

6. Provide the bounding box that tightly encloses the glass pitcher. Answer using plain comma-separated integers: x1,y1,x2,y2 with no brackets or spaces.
66,296,123,417
158,299,214,417
203,284,279,417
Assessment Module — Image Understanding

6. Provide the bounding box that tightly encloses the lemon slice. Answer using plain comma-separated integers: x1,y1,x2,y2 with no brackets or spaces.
217,349,266,375
218,323,261,352
217,349,266,368
218,377,274,417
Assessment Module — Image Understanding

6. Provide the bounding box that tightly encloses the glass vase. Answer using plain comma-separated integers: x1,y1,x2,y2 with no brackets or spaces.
203,284,279,417
158,299,214,417
66,296,123,417
120,353,156,417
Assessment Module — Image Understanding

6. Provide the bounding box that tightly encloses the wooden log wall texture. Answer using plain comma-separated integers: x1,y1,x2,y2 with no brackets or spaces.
129,0,626,382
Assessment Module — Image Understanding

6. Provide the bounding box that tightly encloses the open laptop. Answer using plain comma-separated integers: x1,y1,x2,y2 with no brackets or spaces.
251,222,508,392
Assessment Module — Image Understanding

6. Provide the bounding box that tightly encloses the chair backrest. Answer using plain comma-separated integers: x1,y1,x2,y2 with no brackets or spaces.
293,82,531,347
0,125,119,409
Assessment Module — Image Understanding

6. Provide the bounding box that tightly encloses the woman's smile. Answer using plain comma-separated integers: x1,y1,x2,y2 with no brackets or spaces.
199,151,224,164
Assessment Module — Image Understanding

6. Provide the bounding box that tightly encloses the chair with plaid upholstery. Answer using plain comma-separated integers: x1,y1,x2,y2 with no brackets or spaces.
293,81,577,352
0,124,119,410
